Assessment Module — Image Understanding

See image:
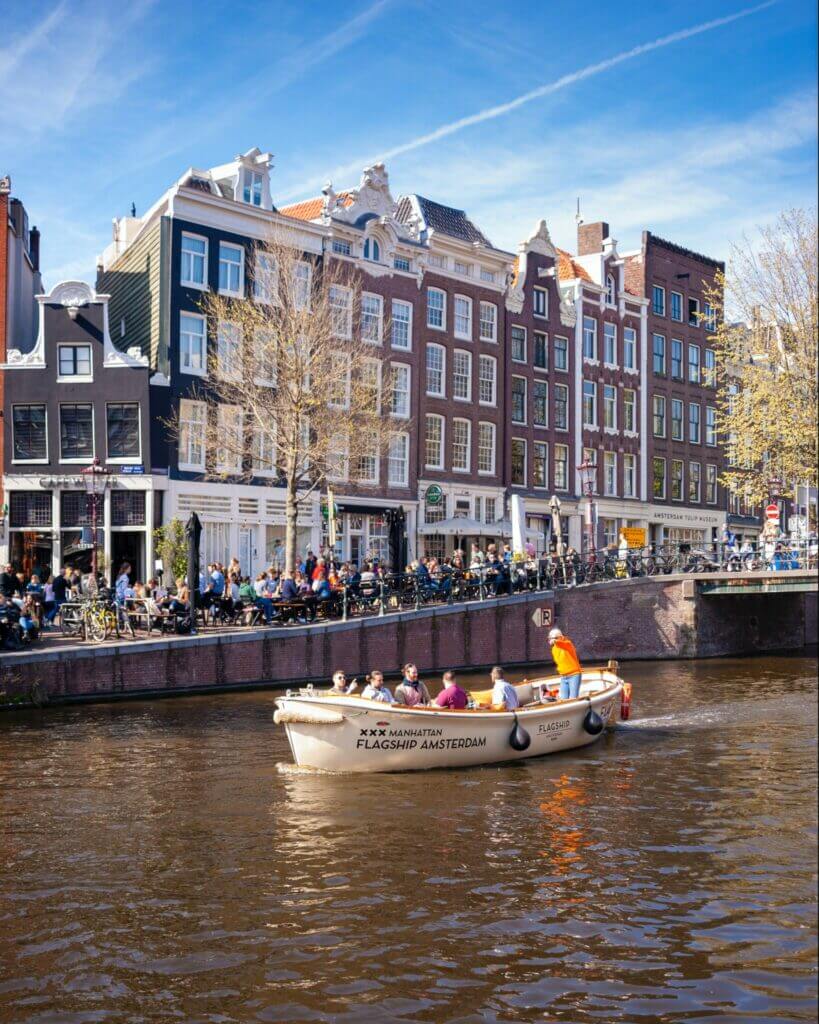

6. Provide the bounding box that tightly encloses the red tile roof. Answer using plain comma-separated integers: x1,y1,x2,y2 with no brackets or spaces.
280,192,354,221
556,248,592,283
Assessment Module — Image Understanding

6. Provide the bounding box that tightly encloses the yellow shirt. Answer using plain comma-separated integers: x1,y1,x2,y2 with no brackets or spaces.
551,636,581,676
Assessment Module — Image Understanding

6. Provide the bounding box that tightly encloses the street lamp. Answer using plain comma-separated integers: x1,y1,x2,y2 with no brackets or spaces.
81,457,110,582
577,457,597,561
549,494,564,558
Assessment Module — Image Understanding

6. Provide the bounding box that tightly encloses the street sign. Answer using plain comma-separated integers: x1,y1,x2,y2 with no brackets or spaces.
531,607,553,628
765,503,780,522
425,484,443,506
621,527,646,548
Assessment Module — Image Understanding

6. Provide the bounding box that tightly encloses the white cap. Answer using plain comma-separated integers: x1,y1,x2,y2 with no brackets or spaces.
548,627,563,640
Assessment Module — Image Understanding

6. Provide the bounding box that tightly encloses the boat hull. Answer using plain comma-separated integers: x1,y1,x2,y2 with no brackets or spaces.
275,673,622,773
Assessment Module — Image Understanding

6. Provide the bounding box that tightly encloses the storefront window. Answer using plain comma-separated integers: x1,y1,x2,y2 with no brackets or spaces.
10,531,54,579
10,491,52,528
111,491,146,526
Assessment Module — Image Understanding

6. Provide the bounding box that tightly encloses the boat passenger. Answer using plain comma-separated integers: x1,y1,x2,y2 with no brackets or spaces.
394,663,432,706
361,671,395,704
548,627,582,700
490,666,519,710
434,670,468,710
328,670,358,695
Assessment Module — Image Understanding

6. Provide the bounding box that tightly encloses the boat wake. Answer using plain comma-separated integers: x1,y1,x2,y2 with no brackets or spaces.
624,691,813,732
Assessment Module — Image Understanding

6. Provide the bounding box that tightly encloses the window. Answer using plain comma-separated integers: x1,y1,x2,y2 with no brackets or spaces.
582,448,598,494
110,491,146,527
218,242,244,295
326,433,349,482
603,385,617,430
60,404,93,461
605,274,616,306
706,464,718,504
332,238,351,256
554,444,569,491
706,406,717,446
511,439,526,486
107,404,140,460
425,414,444,468
390,364,410,418
453,349,472,401
688,297,700,326
452,418,471,471
704,302,717,332
454,260,471,276
533,381,548,427
671,339,683,379
671,459,684,501
454,296,472,339
354,432,379,485
330,285,352,338
58,343,92,379
704,348,716,386
477,422,495,474
688,344,700,384
216,405,242,475
511,376,527,424
180,313,207,374
251,425,276,475
653,457,666,499
361,293,383,344
478,355,496,405
426,344,445,396
603,322,617,365
216,320,241,380
653,395,666,437
427,287,446,329
653,334,666,375
363,237,380,262
604,452,617,495
582,380,597,428
479,302,497,342
689,462,701,502
623,389,636,432
583,317,597,360
480,268,495,283
391,299,412,350
533,287,548,318
554,383,569,430
242,170,263,206
180,233,207,288
12,405,47,461
670,291,683,322
292,261,312,310
11,491,52,528
623,453,637,497
671,399,684,441
361,358,382,414
554,335,568,371
652,285,666,316
533,442,548,488
428,253,445,269
623,327,636,371
329,352,351,410
393,255,411,272
179,400,205,470
533,331,548,370
388,433,409,486
689,402,701,443
511,325,526,362
254,250,277,304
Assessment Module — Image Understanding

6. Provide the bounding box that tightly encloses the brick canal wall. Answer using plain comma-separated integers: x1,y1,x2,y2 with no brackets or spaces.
0,581,815,706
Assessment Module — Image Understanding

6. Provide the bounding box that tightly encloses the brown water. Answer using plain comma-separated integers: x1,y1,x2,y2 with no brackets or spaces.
0,656,816,1023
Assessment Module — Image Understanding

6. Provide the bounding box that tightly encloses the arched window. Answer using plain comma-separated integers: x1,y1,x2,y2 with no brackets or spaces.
606,274,616,305
363,238,381,262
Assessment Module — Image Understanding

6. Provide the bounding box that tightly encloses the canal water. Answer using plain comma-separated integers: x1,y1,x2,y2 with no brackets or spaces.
0,655,816,1023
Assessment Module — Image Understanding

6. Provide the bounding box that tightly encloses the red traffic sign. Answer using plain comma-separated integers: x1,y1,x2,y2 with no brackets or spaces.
765,503,780,520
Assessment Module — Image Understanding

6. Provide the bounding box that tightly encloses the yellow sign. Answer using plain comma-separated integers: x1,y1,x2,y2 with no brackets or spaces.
621,527,646,548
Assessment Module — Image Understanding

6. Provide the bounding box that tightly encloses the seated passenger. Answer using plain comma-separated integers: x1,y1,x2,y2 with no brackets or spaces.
490,665,519,710
328,670,358,695
394,663,431,706
434,670,468,709
361,670,395,703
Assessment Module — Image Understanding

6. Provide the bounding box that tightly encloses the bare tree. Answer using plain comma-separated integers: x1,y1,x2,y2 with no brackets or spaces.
705,208,818,505
168,232,404,572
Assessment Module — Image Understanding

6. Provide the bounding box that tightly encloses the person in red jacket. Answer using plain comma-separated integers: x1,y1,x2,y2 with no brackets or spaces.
548,627,583,700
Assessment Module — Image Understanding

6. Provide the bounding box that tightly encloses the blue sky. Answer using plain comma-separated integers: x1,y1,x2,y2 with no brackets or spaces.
2,0,816,286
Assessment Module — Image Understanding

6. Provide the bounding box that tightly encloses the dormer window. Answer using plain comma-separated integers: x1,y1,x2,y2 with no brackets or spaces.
363,238,381,262
242,170,264,207
606,274,616,305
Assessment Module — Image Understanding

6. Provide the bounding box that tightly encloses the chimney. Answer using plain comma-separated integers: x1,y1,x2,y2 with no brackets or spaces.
29,226,40,272
577,221,609,256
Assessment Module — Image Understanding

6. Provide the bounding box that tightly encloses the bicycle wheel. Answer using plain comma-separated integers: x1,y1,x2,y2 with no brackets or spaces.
86,610,107,643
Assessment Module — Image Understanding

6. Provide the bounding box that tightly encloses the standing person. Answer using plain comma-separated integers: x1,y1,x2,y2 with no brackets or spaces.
51,568,68,623
271,539,284,573
114,563,131,604
548,627,583,700
0,564,17,599
394,663,432,706
434,670,468,709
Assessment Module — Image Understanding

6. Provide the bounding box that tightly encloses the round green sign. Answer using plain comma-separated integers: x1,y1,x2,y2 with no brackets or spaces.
425,484,443,506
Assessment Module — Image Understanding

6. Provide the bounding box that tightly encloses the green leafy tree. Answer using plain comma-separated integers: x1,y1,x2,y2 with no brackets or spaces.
153,518,189,583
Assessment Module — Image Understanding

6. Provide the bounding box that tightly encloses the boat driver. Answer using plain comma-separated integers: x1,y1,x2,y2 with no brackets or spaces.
548,627,582,700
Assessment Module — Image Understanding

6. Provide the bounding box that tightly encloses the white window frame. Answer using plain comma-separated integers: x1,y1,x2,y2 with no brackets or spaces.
653,395,666,438
511,325,527,363
603,322,617,367
605,274,616,306
453,295,472,340
554,335,569,372
452,349,472,402
326,432,349,483
11,403,48,464
511,375,527,425
554,382,569,432
106,401,142,464
603,384,617,431
391,299,412,350
57,342,93,383
688,343,701,384
533,286,548,318
479,301,497,342
361,292,384,345
653,457,667,500
389,362,411,419
330,284,353,339
623,453,637,498
533,379,548,429
292,260,312,311
706,464,718,505
251,423,277,478
623,326,636,371
671,398,684,441
511,438,527,488
253,250,278,304
216,320,242,381
582,380,597,429
670,290,683,322
218,241,244,297
533,440,549,489
706,406,717,447
477,421,496,475
671,459,684,502
583,316,597,362
329,351,352,411
653,284,666,317
554,443,569,492
354,431,380,486
604,451,617,496
216,405,243,475
179,399,206,472
478,354,497,406
425,413,445,469
426,343,446,397
427,287,446,330
451,417,472,473
361,356,382,415
180,232,208,290
623,388,636,433
689,461,702,503
242,169,264,207
688,297,700,327
533,331,549,372
387,432,409,487
689,402,701,444
180,311,207,376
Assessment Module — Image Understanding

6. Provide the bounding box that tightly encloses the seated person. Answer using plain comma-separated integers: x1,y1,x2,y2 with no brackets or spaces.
18,595,39,641
490,665,519,710
327,670,358,695
361,670,395,703
278,571,300,602
394,663,431,706
434,670,468,709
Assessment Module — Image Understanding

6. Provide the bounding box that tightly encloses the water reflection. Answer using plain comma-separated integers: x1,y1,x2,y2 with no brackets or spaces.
0,655,816,1023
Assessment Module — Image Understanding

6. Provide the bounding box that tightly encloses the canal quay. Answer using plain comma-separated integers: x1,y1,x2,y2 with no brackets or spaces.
1,654,816,1023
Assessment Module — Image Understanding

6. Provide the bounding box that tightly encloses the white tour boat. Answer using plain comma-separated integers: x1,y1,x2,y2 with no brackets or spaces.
274,664,632,773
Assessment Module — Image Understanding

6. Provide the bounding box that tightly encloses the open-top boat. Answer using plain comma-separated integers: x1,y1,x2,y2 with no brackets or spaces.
274,663,631,773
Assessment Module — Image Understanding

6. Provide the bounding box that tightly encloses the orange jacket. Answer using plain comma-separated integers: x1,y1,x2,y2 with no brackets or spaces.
551,636,581,676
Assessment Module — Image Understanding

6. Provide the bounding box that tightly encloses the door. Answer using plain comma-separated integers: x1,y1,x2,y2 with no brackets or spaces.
238,527,254,578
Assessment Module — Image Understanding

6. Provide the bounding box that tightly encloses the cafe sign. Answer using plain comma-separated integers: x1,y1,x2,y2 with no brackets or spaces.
425,484,443,506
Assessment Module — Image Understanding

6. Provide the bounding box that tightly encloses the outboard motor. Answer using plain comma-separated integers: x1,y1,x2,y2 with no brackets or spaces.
509,714,531,751
583,701,604,735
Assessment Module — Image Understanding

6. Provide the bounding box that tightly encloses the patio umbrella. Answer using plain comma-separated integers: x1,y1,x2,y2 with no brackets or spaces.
185,511,202,624
511,494,527,555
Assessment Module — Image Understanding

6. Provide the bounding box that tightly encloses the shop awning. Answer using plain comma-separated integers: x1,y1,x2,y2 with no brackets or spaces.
417,517,543,539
